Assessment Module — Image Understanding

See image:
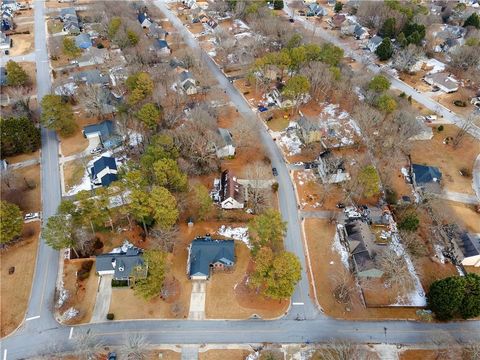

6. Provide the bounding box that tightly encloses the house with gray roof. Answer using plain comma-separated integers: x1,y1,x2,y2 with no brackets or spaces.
91,155,118,187
83,120,121,148
150,38,170,55
188,237,235,280
72,70,109,86
179,70,197,95
452,233,480,267
424,72,458,93
297,116,322,144
75,33,92,49
0,66,6,86
148,22,167,39
96,243,147,284
411,163,442,193
215,128,235,158
367,35,383,52
353,24,369,40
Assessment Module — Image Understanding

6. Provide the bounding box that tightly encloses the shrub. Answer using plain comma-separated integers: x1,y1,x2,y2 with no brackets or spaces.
81,260,94,272
96,43,104,49
437,125,444,132
111,279,129,287
271,182,279,192
398,212,420,231
93,238,104,249
385,188,398,205
459,167,471,177
77,268,90,281
106,313,114,320
453,100,466,107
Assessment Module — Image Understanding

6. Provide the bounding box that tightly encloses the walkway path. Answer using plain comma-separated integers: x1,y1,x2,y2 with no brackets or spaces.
439,191,479,205
7,158,39,170
473,154,480,202
181,345,199,360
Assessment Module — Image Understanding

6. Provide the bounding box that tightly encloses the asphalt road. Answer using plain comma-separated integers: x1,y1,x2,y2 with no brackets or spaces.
284,3,480,140
2,2,480,359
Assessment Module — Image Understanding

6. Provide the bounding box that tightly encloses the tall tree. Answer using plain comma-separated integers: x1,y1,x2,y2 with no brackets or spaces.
282,75,310,114
152,159,188,192
248,209,286,254
120,333,149,360
43,214,79,257
127,72,154,105
0,200,23,244
62,37,81,57
250,248,302,300
334,1,343,13
379,17,396,38
0,117,41,157
134,250,168,300
191,184,213,221
358,165,381,198
375,38,394,60
136,103,161,130
107,17,121,39
368,75,390,92
40,95,77,137
464,13,480,29
376,94,397,113
5,61,29,86
150,186,179,230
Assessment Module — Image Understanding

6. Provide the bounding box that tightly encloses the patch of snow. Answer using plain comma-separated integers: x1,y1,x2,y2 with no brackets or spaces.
246,352,260,360
332,228,350,269
217,225,250,248
110,240,135,254
277,130,302,155
208,50,217,57
66,169,92,196
56,281,69,308
434,244,446,264
60,307,79,321
425,58,446,74
126,130,143,147
354,86,365,101
372,344,399,360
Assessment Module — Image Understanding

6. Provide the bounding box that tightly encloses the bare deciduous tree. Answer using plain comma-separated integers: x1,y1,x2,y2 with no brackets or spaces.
244,161,272,214
312,340,370,360
392,44,424,73
149,226,179,252
73,329,104,360
452,113,476,149
378,248,415,301
120,333,149,360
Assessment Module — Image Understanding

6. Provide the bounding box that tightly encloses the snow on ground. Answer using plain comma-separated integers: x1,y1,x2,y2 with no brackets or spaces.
66,169,92,196
333,225,350,269
296,169,317,186
126,130,143,147
274,126,303,156
371,344,399,360
60,307,79,322
217,225,250,248
434,244,446,264
390,230,427,306
425,58,446,74
110,240,135,254
56,281,69,308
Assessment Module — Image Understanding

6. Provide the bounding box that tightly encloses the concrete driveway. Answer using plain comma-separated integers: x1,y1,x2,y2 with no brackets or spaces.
188,280,206,320
90,275,113,323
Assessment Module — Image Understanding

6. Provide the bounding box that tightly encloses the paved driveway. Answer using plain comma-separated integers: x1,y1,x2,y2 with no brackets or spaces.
188,280,206,320
90,275,113,323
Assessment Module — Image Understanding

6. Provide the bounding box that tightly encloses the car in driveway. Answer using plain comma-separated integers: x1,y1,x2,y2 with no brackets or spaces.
90,146,104,155
107,352,117,360
24,212,40,221
272,167,278,176
258,106,268,112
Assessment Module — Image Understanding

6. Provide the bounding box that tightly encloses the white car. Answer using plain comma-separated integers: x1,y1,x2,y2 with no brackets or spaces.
24,212,40,221
90,146,103,155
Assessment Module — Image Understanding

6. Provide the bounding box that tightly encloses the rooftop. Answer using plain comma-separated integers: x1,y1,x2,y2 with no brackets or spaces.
189,238,235,277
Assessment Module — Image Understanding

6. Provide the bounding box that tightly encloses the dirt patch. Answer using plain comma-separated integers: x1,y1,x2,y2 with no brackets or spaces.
47,19,64,34
432,87,477,117
205,242,289,319
399,348,462,360
59,259,98,324
414,257,458,291
5,150,40,164
294,170,345,211
438,202,480,233
9,33,34,56
1,164,41,213
199,349,252,360
304,219,420,320
410,124,479,195
0,222,40,337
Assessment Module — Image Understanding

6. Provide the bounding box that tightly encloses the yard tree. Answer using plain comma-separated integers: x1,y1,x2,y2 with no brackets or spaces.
152,159,188,192
282,75,310,113
43,214,79,257
380,17,396,38
0,200,23,244
127,72,154,105
134,250,168,300
136,103,161,130
120,333,149,360
461,274,480,319
129,188,154,234
122,169,148,191
318,43,344,66
375,38,394,60
312,340,366,360
358,165,381,198
73,329,103,359
273,0,284,10
379,248,415,299
376,94,397,113
248,209,286,254
76,190,109,234
62,37,81,57
150,186,179,230
0,116,41,157
403,23,426,45
126,29,139,46
191,184,214,221
250,248,302,300
107,17,121,38
40,95,77,137
334,1,343,13
392,44,424,72
140,134,179,170
368,75,390,93
288,46,306,71
396,32,408,48
464,13,480,29
428,275,467,320
5,61,29,86
398,211,420,231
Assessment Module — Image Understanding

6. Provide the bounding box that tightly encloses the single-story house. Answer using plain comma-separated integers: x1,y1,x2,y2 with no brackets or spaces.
75,33,92,49
219,169,244,209
0,66,7,86
452,233,480,267
179,70,197,95
76,47,107,68
329,14,346,29
96,243,147,284
83,120,121,148
216,128,235,158
187,237,235,280
0,32,12,50
411,163,442,193
207,19,218,29
63,20,80,34
353,24,369,40
150,38,170,55
72,70,109,86
91,155,118,187
424,72,458,93
297,116,322,144
148,22,167,39
367,35,383,52
138,12,152,28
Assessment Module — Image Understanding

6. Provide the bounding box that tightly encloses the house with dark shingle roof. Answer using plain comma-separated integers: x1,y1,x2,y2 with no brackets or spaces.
188,237,235,280
151,38,171,55
138,12,152,28
0,66,7,86
219,169,244,209
96,244,147,284
91,155,118,187
216,128,235,158
411,163,442,193
83,119,115,142
75,33,92,49
452,233,480,267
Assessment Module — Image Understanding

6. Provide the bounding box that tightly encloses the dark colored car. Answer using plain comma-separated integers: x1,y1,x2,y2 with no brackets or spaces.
258,106,268,112
289,18,295,23
4,50,9,55
107,352,117,360
336,203,345,209
272,167,278,176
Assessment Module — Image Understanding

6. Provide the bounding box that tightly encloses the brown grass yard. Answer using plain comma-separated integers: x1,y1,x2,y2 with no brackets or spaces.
205,242,289,319
304,219,420,320
0,222,40,337
5,150,39,164
59,259,98,324
437,201,480,233
59,117,95,156
9,33,34,56
63,158,89,192
1,164,41,213
410,124,478,195
199,349,252,360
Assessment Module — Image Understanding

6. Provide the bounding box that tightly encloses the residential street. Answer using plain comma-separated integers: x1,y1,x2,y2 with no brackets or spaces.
283,2,480,140
1,2,480,359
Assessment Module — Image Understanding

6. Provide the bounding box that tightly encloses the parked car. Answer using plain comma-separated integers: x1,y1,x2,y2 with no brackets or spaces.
107,352,117,360
289,18,295,23
425,115,437,122
336,203,345,209
258,106,268,112
24,212,40,221
90,146,103,154
4,50,9,55
272,167,278,176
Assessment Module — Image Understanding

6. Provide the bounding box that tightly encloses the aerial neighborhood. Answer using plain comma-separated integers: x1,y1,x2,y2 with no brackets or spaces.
1,0,480,359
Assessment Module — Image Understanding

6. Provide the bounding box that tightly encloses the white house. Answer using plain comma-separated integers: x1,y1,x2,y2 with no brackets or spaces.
367,35,383,52
179,70,197,95
216,128,235,158
137,13,152,28
219,170,244,210
424,72,458,93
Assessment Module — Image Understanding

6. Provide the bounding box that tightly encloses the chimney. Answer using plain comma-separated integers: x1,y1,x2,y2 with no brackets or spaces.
111,258,116,268
205,233,211,241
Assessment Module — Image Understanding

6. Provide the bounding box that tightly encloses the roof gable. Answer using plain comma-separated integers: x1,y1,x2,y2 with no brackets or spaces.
189,238,235,277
